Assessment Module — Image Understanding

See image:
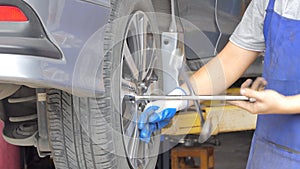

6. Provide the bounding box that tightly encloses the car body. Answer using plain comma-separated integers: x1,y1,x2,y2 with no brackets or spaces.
0,0,110,94
0,0,258,95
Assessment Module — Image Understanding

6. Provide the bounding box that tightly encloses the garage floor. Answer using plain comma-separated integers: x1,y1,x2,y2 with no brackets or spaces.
214,130,253,169
26,131,253,169
156,130,253,169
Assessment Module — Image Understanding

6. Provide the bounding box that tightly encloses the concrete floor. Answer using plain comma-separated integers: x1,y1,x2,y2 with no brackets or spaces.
156,130,254,169
214,131,253,169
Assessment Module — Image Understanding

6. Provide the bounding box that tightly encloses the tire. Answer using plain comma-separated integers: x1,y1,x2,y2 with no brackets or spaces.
47,90,117,169
47,0,162,168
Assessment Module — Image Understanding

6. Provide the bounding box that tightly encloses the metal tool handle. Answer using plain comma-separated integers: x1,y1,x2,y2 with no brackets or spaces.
125,95,256,102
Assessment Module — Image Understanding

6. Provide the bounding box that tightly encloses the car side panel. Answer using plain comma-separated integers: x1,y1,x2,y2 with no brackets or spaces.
0,0,110,96
179,0,249,60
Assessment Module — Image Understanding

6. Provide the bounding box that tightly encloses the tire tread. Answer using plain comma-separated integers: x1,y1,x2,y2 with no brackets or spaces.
47,89,116,169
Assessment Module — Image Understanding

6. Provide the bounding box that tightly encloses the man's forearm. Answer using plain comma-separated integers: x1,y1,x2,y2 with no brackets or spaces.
284,94,300,114
182,42,259,95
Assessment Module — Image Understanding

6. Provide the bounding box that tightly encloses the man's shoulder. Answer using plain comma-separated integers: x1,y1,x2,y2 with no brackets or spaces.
274,0,300,20
254,0,300,20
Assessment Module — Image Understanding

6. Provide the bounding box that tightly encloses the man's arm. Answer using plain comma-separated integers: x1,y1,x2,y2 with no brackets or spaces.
182,41,259,95
138,41,260,141
285,95,300,114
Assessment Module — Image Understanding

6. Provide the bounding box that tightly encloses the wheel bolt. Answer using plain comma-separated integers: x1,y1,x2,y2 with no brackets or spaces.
140,83,148,91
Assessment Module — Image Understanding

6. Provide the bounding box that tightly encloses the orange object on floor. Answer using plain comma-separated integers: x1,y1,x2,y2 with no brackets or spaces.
171,146,214,169
0,120,20,169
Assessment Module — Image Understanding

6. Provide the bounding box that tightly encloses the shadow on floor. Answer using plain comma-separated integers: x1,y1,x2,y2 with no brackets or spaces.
23,147,54,169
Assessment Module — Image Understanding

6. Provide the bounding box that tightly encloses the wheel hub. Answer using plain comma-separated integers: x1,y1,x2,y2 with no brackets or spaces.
119,11,159,169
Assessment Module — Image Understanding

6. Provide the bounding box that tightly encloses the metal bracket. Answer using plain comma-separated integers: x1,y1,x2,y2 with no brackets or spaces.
161,32,185,93
160,0,185,93
36,89,51,157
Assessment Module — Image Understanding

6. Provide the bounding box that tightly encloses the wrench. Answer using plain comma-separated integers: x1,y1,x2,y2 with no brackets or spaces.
125,95,256,102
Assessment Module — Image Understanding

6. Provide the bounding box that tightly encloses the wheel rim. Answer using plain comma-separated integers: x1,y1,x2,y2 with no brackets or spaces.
120,11,158,169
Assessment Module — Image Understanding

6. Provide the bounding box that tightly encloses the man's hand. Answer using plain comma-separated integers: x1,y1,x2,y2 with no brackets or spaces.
230,77,287,114
137,87,188,143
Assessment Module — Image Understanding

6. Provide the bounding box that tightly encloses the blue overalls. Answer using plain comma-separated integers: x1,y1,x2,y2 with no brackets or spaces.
246,0,300,168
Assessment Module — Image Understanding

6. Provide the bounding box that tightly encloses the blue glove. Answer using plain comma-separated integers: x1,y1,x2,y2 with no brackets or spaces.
138,87,188,143
138,106,177,143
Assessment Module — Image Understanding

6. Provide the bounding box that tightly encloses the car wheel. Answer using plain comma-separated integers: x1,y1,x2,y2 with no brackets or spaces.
47,0,161,168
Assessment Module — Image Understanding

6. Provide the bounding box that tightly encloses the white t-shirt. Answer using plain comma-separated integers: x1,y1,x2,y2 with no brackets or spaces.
230,0,300,52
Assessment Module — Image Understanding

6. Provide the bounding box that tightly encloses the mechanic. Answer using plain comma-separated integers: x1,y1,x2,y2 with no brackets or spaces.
138,0,300,168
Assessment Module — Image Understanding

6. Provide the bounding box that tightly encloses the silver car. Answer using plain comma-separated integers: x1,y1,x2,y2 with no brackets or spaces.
0,0,257,168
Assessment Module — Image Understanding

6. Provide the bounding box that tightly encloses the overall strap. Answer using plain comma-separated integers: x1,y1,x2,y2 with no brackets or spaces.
266,0,275,12
263,0,276,41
